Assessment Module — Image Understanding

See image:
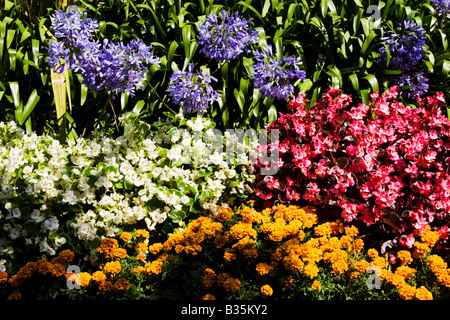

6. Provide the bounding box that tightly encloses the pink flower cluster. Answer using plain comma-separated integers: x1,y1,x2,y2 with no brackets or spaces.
255,86,450,248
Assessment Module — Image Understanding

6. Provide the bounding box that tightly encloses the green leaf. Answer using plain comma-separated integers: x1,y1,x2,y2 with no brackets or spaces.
8,81,20,108
17,89,39,125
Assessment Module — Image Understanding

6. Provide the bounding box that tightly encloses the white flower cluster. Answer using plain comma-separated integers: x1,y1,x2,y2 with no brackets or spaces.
0,113,256,266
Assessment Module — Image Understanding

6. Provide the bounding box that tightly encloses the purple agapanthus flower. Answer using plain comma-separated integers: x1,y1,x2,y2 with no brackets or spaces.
432,0,450,15
377,19,426,72
198,10,259,62
395,70,429,99
168,64,221,114
46,6,160,97
251,45,306,100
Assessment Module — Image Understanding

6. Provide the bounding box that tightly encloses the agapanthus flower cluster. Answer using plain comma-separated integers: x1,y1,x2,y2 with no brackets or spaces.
197,10,259,62
251,45,306,100
46,7,160,96
377,19,428,98
254,86,450,251
168,64,222,114
433,0,450,16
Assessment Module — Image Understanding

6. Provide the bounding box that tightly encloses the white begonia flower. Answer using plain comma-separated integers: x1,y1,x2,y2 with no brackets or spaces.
167,147,182,160
181,195,190,204
0,259,6,272
214,170,227,180
54,236,66,247
43,216,59,232
30,209,43,222
9,226,22,240
23,165,33,176
11,208,21,219
228,169,236,178
4,203,12,210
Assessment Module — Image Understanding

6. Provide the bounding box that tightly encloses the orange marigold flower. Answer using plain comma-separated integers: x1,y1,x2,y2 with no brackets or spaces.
354,260,370,273
256,263,272,276
283,276,295,289
78,272,91,287
37,258,53,275
99,280,114,292
0,271,7,283
345,225,359,237
397,250,413,265
314,222,333,238
51,263,66,277
136,242,149,253
202,268,217,289
216,207,234,223
412,242,430,259
311,280,321,291
97,238,119,258
260,284,273,296
415,286,433,300
367,248,379,258
398,283,416,300
136,253,146,261
230,222,257,240
135,229,150,239
421,230,440,247
303,262,319,278
332,260,348,274
224,251,236,262
202,294,216,300
92,271,107,284
113,278,130,291
174,244,185,254
148,243,164,255
103,261,121,275
7,290,21,300
120,232,132,242
395,266,416,279
112,248,127,259
222,277,241,293
58,249,74,263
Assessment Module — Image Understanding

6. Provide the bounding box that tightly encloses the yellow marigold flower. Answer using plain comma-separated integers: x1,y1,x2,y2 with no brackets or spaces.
164,233,184,250
349,271,360,280
221,277,241,293
390,274,406,288
112,248,127,259
97,238,119,258
135,229,150,239
421,230,440,247
148,243,163,255
339,235,353,250
92,271,107,284
99,280,114,292
397,250,413,265
345,225,359,237
314,222,333,238
398,283,416,300
283,255,304,272
311,280,321,291
230,222,257,240
303,262,319,278
104,261,121,275
260,284,273,296
0,271,7,283
256,263,272,276
354,260,370,273
353,238,365,254
202,294,216,300
7,290,21,300
78,272,92,287
412,242,430,259
136,242,149,253
58,249,74,263
372,256,387,270
216,207,233,223
332,259,348,274
224,251,237,262
113,278,130,291
120,232,132,243
395,266,416,279
367,248,379,258
415,286,433,300
136,253,146,261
